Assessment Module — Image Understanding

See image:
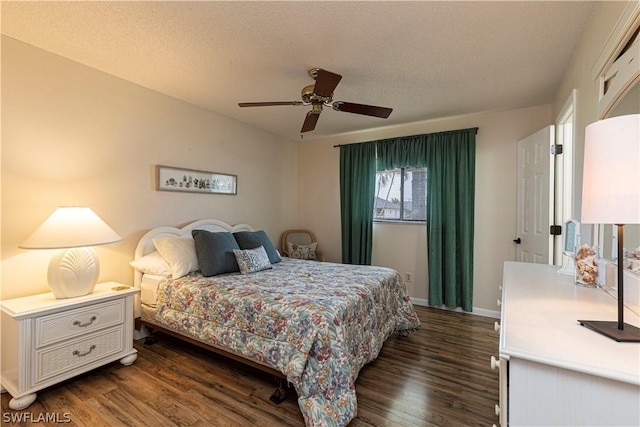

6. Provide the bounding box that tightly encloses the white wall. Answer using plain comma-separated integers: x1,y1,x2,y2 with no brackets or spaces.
1,37,297,300
297,106,552,314
372,223,427,302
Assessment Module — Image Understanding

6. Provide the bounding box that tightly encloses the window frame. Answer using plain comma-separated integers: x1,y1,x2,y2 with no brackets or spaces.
373,167,427,224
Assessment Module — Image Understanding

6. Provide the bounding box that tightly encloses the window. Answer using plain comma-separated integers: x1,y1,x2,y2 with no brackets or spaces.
374,168,427,222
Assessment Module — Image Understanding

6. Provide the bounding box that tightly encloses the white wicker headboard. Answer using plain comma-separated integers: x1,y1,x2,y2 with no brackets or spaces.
133,219,254,288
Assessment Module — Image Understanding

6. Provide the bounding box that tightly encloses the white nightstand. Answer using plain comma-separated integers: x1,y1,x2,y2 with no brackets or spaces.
0,282,139,410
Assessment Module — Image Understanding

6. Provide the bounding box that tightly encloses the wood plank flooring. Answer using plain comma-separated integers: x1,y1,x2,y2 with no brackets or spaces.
1,306,499,426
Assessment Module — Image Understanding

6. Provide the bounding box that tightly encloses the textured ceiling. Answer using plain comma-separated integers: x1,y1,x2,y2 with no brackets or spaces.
1,1,595,141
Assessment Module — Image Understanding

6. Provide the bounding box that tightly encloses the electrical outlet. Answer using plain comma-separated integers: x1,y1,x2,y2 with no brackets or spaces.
405,272,412,282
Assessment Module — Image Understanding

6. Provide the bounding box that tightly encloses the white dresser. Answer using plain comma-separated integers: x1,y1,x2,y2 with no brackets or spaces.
495,261,640,426
0,282,139,410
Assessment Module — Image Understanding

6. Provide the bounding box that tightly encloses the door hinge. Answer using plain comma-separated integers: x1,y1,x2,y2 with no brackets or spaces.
550,225,562,235
551,144,563,155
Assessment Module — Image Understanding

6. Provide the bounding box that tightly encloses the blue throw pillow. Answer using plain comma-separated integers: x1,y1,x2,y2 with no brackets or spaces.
233,230,281,264
191,230,240,276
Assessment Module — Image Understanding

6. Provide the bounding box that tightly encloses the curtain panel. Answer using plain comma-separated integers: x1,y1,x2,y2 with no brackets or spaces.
375,129,477,311
424,129,476,312
340,142,377,265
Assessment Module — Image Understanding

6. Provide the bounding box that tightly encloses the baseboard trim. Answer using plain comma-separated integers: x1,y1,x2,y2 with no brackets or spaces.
472,307,500,319
411,297,429,307
410,297,500,319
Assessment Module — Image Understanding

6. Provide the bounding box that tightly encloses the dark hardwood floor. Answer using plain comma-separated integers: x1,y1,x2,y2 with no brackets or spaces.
1,306,499,426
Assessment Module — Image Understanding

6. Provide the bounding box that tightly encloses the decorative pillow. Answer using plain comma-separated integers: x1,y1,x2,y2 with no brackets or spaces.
152,237,199,279
191,230,240,277
287,241,318,260
233,246,273,274
234,230,281,264
129,251,172,276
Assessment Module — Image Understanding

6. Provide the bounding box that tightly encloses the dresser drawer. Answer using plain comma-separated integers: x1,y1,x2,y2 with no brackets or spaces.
35,299,125,347
34,325,124,384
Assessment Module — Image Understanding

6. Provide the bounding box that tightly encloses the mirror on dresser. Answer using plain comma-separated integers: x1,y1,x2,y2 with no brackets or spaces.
593,14,640,278
598,78,640,276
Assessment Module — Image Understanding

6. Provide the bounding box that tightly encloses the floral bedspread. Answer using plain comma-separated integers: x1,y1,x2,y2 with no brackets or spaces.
155,258,421,426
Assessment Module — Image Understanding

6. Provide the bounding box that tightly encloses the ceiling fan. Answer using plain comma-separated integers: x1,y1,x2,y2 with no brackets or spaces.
238,68,393,133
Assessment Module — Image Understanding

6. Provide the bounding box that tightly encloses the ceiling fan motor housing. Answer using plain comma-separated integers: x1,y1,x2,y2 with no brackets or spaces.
301,84,332,105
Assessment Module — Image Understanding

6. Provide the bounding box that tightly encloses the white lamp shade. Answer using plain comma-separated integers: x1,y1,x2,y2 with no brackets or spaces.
20,207,121,249
19,207,121,299
581,114,640,224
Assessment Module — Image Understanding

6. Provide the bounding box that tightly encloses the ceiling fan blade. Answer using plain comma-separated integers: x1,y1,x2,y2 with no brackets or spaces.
239,101,303,107
332,101,393,118
313,69,342,97
301,111,320,133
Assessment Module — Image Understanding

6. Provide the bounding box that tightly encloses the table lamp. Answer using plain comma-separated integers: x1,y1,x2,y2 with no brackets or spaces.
20,207,122,299
579,113,640,342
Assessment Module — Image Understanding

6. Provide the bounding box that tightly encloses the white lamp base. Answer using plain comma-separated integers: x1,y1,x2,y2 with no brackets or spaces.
47,247,100,299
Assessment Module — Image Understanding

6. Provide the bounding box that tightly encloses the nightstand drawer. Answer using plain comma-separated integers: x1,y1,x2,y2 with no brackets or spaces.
34,325,124,384
35,299,125,347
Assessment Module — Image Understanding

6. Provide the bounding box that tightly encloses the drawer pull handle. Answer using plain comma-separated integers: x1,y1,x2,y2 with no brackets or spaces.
72,345,96,357
73,316,97,328
491,355,501,370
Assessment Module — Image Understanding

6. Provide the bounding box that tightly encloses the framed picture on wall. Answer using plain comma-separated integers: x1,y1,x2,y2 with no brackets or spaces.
156,165,237,195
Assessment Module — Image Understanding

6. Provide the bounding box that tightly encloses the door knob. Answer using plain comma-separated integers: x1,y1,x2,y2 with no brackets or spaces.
513,237,521,244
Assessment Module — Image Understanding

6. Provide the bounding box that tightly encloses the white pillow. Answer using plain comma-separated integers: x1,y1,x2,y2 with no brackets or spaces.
152,237,199,279
129,251,171,276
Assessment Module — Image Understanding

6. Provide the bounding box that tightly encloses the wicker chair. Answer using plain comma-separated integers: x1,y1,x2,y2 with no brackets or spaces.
281,229,325,262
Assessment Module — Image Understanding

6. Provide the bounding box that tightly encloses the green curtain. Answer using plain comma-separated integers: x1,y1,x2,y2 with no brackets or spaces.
425,129,476,312
374,128,476,311
376,136,427,170
340,142,377,265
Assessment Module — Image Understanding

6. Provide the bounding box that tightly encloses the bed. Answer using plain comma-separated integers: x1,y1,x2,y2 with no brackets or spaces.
132,219,421,427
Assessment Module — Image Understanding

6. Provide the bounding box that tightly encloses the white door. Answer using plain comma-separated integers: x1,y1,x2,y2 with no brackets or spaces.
515,126,555,264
